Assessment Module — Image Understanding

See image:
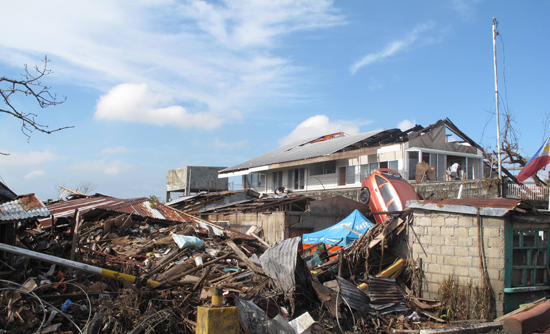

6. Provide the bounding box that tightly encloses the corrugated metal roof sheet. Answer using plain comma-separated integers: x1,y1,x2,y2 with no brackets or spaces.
407,198,535,217
220,129,385,174
336,276,370,311
38,194,188,226
0,194,50,222
259,237,301,294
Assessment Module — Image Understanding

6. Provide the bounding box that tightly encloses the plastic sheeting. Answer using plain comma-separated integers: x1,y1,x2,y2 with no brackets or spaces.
302,210,375,246
236,299,295,334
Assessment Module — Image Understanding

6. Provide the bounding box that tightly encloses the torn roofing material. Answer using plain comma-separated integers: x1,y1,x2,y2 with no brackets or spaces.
219,129,387,175
218,118,489,177
0,194,50,222
407,198,536,217
336,276,370,311
259,237,301,294
38,194,188,226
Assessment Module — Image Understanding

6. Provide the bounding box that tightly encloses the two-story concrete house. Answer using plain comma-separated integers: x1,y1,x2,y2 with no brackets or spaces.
218,119,486,194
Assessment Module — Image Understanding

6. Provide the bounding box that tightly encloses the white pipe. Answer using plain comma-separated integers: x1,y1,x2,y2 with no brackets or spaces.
0,243,159,287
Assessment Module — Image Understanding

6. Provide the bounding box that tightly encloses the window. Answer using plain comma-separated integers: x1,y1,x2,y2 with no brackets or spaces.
369,162,379,175
389,160,399,171
360,164,370,180
376,175,400,211
346,166,357,184
422,152,430,164
244,174,265,189
310,161,336,176
272,171,283,188
506,228,549,288
288,168,305,190
408,152,419,181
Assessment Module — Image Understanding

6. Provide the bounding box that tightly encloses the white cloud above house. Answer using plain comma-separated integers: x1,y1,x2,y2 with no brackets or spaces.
279,115,372,147
0,149,59,166
24,170,46,179
95,83,228,129
350,21,436,74
398,119,416,131
0,0,345,130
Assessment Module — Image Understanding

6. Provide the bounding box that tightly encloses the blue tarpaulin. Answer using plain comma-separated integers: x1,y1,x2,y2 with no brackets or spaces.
302,209,375,246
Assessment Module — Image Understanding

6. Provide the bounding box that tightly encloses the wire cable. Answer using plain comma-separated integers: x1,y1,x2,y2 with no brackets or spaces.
0,287,47,334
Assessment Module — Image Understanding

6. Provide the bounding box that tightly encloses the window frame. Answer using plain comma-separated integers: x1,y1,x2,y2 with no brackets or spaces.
504,223,550,290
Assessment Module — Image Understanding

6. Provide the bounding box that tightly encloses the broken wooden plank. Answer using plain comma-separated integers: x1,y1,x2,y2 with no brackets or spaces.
226,240,264,275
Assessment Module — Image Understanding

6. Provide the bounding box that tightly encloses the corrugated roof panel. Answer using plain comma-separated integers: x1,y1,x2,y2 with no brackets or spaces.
336,276,370,311
0,194,50,222
38,194,189,226
259,237,301,294
220,129,385,174
407,198,534,217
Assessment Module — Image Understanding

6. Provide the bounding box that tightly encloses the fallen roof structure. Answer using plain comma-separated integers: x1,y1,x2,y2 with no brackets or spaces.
0,193,50,223
39,193,188,226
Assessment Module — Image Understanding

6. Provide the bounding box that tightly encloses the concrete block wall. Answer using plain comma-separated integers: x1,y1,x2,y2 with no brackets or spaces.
412,179,499,200
410,211,506,316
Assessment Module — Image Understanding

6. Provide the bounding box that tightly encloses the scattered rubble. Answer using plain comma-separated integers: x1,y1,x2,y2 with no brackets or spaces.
0,195,546,333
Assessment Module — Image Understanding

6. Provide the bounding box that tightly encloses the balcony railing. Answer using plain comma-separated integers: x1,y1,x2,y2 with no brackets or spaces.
505,183,549,202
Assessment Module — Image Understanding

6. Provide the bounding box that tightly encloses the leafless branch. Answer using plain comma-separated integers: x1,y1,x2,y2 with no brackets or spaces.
1,55,73,140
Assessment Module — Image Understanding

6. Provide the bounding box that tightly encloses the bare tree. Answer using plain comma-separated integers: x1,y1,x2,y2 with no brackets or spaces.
75,181,97,194
482,109,548,185
1,56,73,141
55,181,97,198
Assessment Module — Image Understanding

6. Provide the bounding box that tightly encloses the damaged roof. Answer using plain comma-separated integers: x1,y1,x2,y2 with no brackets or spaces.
219,129,388,175
219,118,488,176
0,194,50,223
38,194,188,226
407,198,538,217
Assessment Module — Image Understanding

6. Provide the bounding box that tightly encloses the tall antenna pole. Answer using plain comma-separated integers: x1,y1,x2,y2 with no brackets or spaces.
493,17,502,191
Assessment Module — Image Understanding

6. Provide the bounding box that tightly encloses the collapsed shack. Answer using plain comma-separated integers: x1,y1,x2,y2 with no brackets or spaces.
167,190,371,246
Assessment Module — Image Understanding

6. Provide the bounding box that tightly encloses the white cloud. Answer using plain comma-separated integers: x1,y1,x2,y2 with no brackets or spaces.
279,115,372,146
0,149,59,166
95,83,228,129
100,146,129,155
398,119,416,131
24,170,46,179
0,1,345,128
350,22,436,74
71,159,132,176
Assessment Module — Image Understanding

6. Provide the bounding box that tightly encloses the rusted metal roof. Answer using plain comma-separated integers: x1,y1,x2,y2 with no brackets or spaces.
37,193,255,240
38,194,188,226
407,198,535,217
0,194,50,222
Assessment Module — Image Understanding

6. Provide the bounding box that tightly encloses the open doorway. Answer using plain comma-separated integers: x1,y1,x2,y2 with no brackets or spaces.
446,155,466,181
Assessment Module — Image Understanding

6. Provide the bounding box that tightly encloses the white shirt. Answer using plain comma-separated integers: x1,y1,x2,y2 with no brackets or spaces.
450,163,460,173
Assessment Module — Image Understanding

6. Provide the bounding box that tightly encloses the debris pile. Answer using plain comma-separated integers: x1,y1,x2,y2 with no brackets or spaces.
0,205,502,333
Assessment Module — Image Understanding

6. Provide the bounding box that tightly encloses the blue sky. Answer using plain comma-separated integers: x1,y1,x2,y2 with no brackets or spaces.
1,0,549,200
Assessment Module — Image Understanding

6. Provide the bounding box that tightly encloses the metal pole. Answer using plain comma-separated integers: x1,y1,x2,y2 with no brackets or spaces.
0,242,159,287
493,17,503,195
